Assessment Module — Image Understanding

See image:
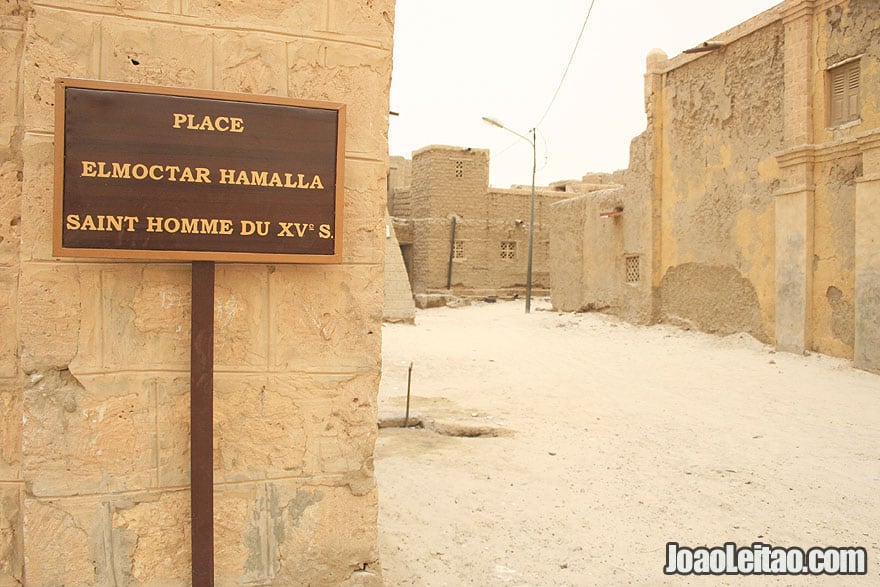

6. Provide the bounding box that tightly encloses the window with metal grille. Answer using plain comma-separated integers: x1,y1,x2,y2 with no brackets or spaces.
625,255,640,283
829,59,860,126
501,241,516,260
454,160,464,178
453,240,464,259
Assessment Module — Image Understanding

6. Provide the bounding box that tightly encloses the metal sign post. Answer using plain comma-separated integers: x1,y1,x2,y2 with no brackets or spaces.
190,261,215,585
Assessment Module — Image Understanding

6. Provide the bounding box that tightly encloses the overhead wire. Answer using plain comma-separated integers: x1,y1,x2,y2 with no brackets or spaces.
535,0,598,129
487,1,598,183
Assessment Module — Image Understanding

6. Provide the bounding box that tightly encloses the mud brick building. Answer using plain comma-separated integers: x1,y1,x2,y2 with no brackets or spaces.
388,145,597,304
551,0,880,373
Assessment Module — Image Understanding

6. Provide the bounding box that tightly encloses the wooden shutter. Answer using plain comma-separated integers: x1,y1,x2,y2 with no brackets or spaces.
846,62,860,122
829,60,860,126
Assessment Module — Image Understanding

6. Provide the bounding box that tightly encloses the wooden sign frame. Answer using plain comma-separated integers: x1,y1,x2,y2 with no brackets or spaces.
54,78,345,263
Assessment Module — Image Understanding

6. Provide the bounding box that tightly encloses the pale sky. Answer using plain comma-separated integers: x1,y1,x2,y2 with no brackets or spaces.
388,0,782,188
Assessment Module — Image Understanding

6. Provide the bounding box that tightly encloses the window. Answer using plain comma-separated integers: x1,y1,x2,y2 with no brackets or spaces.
454,160,464,178
829,59,860,126
625,255,640,284
501,241,516,260
453,240,464,259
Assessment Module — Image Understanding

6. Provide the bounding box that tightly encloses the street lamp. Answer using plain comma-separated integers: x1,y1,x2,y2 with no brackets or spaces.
482,116,537,313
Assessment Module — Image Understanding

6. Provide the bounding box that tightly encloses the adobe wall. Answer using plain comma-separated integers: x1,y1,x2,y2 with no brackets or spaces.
1,0,393,584
550,134,653,324
395,145,570,298
551,0,880,371
656,17,784,342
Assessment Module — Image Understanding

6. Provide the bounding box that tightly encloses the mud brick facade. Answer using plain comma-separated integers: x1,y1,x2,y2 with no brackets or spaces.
551,0,880,372
388,146,576,301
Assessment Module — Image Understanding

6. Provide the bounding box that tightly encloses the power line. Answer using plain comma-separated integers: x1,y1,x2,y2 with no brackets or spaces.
535,0,598,128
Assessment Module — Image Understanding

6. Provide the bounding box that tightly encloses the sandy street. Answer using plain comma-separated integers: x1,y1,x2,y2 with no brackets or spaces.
374,300,880,586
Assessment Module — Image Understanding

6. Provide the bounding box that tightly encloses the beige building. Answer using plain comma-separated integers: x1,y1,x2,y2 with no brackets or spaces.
388,145,593,303
551,0,880,373
1,0,393,584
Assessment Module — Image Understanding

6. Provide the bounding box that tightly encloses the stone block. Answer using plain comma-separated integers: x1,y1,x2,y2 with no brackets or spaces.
0,26,23,151
181,0,326,33
100,265,191,371
0,485,22,585
109,491,190,584
22,371,162,497
214,481,379,585
24,491,189,585
100,20,212,88
342,159,386,265
214,32,287,96
0,161,21,268
287,41,391,160
215,371,377,482
270,480,379,585
214,265,269,369
22,497,101,585
213,482,266,585
328,0,394,44
0,270,17,379
269,264,382,372
17,263,84,374
0,381,21,481
272,372,378,479
214,374,306,483
19,133,53,263
23,8,100,132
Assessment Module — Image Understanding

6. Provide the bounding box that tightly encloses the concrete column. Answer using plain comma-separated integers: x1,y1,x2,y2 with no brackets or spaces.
774,0,817,353
854,131,880,372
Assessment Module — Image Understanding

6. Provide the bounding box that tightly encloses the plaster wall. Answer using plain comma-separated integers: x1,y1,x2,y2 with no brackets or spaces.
1,0,393,584
657,21,784,342
551,0,880,369
550,134,653,324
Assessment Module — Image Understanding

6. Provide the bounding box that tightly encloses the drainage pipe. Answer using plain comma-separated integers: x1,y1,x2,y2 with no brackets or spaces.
446,215,457,290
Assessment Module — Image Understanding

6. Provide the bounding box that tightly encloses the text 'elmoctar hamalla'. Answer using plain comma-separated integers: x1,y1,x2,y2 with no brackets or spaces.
79,161,326,189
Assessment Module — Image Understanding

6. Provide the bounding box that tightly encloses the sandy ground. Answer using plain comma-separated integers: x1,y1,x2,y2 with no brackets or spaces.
373,299,880,586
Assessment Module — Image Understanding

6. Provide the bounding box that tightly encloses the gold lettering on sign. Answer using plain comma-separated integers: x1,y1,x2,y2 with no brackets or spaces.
146,216,234,235
81,161,211,183
218,169,324,189
66,214,139,232
172,113,244,133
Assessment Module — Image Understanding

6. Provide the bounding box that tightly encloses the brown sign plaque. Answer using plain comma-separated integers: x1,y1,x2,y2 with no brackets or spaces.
54,78,345,263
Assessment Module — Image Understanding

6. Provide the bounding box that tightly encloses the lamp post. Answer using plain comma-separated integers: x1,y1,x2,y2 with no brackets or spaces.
482,116,537,313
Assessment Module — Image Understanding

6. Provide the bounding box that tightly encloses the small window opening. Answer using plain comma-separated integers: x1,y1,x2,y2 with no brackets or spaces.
501,241,516,260
625,255,640,284
453,240,465,259
454,160,464,178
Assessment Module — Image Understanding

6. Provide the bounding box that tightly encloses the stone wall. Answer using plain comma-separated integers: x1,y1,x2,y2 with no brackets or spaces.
1,0,393,584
